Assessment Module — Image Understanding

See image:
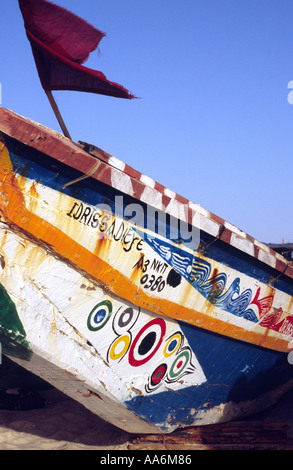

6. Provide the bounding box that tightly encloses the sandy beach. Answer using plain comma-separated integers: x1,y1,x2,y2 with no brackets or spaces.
0,394,130,450
1,356,293,450
0,356,130,450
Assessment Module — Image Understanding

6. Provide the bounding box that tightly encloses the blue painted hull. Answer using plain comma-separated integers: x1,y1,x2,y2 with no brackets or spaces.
0,108,293,433
126,321,293,431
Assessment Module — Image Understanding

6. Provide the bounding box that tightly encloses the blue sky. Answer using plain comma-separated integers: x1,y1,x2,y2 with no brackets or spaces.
1,0,293,244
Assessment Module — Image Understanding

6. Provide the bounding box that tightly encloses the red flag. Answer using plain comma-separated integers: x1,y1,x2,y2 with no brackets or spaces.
18,0,135,99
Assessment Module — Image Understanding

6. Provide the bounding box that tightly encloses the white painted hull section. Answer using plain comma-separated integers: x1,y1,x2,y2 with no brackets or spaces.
0,223,208,433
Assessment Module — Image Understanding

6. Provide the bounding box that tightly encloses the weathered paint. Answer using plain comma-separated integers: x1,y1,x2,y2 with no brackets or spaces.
0,135,292,352
0,107,292,433
0,283,26,338
0,108,291,276
0,282,31,360
0,222,292,433
0,223,206,432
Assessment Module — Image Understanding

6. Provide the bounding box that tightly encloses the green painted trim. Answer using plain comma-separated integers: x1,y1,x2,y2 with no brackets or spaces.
0,283,31,360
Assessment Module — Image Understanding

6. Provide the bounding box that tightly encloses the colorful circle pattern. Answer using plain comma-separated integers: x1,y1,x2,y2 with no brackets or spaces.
112,306,139,335
87,300,195,393
128,318,166,367
107,306,140,363
163,332,182,357
109,335,131,361
169,350,191,379
87,300,112,331
146,332,194,392
151,364,167,387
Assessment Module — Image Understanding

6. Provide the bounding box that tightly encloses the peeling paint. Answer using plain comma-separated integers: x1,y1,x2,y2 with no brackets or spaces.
0,147,291,351
0,112,292,434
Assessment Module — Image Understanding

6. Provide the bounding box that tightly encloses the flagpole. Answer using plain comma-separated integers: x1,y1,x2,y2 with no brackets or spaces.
45,90,72,140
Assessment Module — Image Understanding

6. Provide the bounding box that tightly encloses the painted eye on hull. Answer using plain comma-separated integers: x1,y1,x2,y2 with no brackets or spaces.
109,334,131,361
150,363,167,387
128,318,166,367
112,306,139,335
163,332,182,357
87,300,112,331
169,349,191,379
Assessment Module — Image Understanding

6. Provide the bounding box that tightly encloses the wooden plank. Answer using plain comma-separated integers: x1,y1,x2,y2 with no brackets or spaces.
128,442,293,451
129,420,292,450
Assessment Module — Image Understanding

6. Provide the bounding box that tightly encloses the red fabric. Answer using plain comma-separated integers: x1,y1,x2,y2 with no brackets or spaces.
18,0,135,99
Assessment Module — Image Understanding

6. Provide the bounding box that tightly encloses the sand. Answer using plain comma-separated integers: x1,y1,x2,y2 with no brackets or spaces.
0,356,130,450
1,356,293,450
0,393,130,450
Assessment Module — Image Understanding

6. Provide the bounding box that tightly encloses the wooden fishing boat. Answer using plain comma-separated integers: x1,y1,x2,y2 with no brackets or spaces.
0,106,292,434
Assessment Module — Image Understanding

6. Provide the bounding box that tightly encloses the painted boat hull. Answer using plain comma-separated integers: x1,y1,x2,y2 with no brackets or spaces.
0,107,292,433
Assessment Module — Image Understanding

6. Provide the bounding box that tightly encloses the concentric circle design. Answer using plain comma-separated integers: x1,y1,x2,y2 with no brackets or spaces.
112,307,139,335
163,332,182,357
109,334,130,361
87,300,113,331
118,308,134,329
129,318,166,367
151,364,167,387
169,349,190,379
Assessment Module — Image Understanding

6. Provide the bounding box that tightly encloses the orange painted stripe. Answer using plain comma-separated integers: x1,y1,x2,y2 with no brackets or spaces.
0,143,289,352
